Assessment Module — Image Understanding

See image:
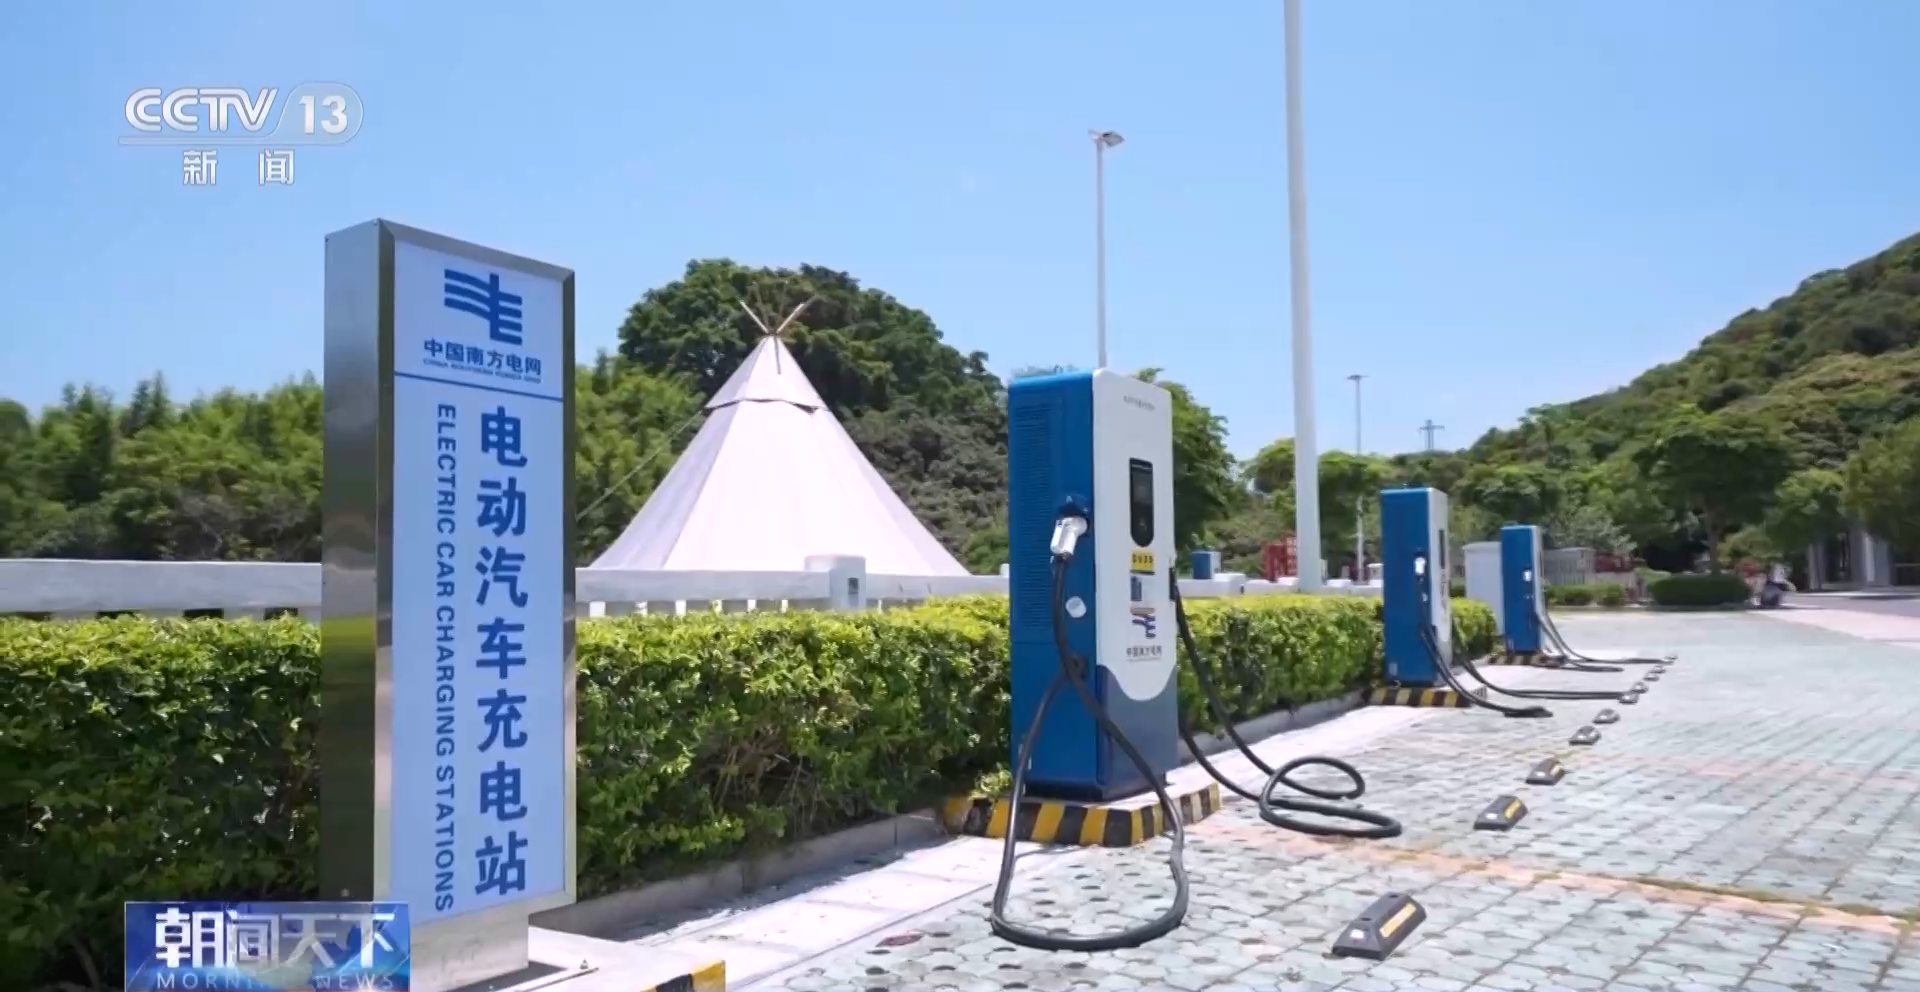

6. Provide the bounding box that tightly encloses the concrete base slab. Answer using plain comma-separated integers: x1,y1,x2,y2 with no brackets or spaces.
940,780,1222,846
1367,685,1488,707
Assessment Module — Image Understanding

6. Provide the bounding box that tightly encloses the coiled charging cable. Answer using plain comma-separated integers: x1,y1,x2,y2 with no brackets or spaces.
1167,574,1401,839
989,510,1190,951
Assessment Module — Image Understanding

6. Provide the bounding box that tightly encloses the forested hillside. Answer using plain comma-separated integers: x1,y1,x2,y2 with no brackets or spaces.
1205,233,1920,575
1470,232,1920,471
1454,232,1920,568
4,237,1919,577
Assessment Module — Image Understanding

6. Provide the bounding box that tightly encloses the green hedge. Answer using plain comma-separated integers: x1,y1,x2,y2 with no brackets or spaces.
1452,597,1497,659
3,593,1496,987
1547,582,1628,608
1173,595,1379,730
1648,572,1751,607
1,618,322,992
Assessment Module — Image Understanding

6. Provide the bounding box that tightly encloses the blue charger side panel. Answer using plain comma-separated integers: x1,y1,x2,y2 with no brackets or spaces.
1006,373,1102,793
1500,525,1542,653
1380,488,1439,686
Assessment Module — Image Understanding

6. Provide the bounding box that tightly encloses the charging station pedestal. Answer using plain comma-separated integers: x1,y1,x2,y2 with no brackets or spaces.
1006,370,1178,802
1499,524,1545,656
1380,487,1453,687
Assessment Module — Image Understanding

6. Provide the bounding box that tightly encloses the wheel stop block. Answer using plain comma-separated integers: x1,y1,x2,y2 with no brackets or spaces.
1525,757,1565,785
1330,891,1426,960
1593,708,1619,725
1569,725,1601,746
1475,795,1528,831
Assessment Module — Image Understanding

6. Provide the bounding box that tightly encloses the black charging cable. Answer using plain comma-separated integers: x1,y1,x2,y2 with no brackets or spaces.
1449,638,1632,701
1537,606,1670,666
990,514,1189,951
1167,573,1401,839
1409,565,1554,718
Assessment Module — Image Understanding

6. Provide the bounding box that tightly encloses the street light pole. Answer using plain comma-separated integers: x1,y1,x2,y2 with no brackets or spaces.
1091,129,1124,369
1349,372,1365,582
1283,0,1321,591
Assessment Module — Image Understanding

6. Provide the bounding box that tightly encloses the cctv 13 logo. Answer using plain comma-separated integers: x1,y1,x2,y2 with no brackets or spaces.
121,83,364,145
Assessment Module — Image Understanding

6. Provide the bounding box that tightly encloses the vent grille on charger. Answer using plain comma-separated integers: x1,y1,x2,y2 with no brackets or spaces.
1009,402,1055,638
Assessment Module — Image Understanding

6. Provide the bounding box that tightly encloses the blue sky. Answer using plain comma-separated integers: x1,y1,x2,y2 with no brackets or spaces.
3,2,1917,457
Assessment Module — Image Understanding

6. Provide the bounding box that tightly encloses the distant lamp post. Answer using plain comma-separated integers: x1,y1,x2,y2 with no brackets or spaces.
1349,373,1365,580
1091,129,1124,369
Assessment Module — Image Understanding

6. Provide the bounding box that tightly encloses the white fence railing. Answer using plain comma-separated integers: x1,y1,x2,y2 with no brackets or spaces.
0,557,1383,621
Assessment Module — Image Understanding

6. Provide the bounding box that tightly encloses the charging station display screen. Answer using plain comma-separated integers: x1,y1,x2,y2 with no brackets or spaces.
1128,459,1154,547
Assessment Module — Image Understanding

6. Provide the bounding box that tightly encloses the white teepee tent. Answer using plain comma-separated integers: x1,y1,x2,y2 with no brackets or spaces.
590,317,971,577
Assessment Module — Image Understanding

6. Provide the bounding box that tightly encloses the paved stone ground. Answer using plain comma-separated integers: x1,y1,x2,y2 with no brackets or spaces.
1784,592,1920,620
752,613,1920,991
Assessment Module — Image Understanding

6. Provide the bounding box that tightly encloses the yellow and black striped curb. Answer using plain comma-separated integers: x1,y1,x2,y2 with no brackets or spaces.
1365,685,1489,708
1485,651,1564,667
940,781,1222,847
639,959,726,992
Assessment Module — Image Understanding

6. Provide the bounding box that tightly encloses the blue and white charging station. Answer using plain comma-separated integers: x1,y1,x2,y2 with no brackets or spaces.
1006,369,1179,801
1380,487,1453,686
1499,524,1546,655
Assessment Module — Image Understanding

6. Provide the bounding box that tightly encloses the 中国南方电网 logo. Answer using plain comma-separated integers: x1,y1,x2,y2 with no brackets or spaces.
444,268,525,347
122,84,364,145
124,900,410,991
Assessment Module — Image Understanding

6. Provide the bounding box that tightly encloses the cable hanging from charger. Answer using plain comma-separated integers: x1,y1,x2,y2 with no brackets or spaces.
1449,635,1630,702
1397,548,1552,718
989,508,1190,952
1167,573,1401,839
1537,606,1668,666
1415,613,1553,718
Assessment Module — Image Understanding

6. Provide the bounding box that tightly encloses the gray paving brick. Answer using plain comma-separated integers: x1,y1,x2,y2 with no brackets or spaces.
749,615,1920,992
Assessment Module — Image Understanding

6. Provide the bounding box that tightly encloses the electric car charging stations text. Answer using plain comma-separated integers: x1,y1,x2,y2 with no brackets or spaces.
1500,524,1546,655
1006,370,1178,802
1380,487,1452,686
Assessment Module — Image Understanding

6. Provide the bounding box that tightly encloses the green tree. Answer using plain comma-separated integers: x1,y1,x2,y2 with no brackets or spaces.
1759,467,1847,556
1458,462,1564,525
1136,368,1237,553
958,510,1009,574
1843,419,1920,552
1314,450,1388,564
616,259,1010,561
573,354,707,563
1206,499,1290,575
1382,450,1470,492
1589,454,1686,548
0,399,61,556
1541,503,1631,555
1632,407,1795,565
1242,438,1294,496
1230,437,1392,563
617,259,1002,423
